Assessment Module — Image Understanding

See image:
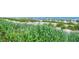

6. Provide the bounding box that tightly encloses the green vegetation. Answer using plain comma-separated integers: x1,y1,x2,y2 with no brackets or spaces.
0,17,40,22
0,18,79,42
74,24,79,30
56,22,67,29
56,22,64,27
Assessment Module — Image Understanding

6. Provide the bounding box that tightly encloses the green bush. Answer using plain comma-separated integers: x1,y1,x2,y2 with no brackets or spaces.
73,24,79,30
67,25,75,30
56,22,64,27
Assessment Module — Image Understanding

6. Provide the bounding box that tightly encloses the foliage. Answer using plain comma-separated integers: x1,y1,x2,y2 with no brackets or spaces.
73,24,79,30
67,25,75,30
56,22,65,27
0,19,79,42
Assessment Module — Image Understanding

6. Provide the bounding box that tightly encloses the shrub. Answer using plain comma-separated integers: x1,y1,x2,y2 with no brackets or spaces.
73,24,79,30
56,22,64,27
67,25,75,30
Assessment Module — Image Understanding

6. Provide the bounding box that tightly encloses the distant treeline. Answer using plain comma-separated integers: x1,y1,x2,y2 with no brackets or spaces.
0,17,79,22
0,17,40,22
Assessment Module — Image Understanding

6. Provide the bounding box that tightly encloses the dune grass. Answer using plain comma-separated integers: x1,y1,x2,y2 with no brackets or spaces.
0,19,79,42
